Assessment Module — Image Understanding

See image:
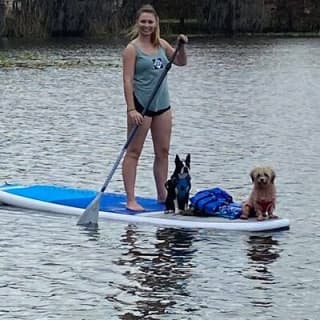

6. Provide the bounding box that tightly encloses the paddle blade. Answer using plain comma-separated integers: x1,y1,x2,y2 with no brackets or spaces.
76,192,102,227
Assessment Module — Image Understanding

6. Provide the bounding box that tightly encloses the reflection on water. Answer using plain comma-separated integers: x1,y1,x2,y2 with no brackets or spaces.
243,235,281,309
247,235,280,267
109,226,197,319
78,226,101,241
246,236,280,283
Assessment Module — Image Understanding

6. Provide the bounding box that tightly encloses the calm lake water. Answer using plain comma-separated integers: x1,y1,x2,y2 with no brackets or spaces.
1,36,319,319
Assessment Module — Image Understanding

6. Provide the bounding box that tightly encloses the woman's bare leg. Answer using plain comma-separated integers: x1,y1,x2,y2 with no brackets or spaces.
151,109,172,202
122,117,151,211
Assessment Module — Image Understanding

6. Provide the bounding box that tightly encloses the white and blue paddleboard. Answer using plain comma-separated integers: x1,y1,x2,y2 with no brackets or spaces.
0,183,290,231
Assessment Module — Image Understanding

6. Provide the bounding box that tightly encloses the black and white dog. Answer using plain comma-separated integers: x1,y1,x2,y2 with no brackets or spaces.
165,154,191,213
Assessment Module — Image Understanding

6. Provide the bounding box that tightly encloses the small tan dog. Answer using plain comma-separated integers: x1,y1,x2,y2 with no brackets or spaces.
240,166,278,221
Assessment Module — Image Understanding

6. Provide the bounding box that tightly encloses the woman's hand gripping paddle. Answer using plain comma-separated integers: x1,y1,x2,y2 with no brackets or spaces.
77,39,185,228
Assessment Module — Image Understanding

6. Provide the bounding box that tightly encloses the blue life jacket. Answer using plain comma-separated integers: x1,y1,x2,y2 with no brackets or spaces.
190,187,242,219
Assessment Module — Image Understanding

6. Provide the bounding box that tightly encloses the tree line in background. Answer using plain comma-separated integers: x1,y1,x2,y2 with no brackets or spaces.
0,0,320,38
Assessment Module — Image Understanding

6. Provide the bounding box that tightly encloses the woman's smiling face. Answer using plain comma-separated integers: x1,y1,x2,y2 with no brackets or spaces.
137,12,157,36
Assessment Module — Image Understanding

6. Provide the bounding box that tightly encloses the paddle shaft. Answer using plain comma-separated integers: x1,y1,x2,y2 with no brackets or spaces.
99,40,184,194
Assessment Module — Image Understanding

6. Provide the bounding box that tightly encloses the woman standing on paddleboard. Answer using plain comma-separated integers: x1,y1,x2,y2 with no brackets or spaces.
122,4,188,211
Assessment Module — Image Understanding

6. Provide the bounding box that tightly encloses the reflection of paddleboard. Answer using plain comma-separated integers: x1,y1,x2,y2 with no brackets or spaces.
0,183,290,232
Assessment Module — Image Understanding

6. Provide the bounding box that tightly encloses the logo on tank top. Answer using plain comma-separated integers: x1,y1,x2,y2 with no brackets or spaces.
152,57,164,69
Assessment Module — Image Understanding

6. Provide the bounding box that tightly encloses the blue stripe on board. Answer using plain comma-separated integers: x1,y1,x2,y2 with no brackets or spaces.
2,185,165,214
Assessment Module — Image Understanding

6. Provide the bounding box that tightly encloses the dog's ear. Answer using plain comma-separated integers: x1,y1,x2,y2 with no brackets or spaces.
250,168,257,183
185,153,191,169
269,167,276,183
175,154,181,165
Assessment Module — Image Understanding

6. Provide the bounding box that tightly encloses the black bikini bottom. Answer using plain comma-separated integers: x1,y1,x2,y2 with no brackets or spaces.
134,95,170,117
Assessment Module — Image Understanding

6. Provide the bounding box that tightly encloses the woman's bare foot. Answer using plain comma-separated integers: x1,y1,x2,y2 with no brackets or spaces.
126,200,145,212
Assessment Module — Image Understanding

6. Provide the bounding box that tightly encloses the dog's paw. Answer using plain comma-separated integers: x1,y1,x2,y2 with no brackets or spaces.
240,213,249,219
257,215,266,221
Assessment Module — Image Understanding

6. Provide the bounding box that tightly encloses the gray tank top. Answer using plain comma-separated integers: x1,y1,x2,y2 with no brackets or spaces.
133,44,170,112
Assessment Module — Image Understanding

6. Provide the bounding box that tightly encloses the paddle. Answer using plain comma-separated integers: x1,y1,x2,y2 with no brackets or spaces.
77,39,185,227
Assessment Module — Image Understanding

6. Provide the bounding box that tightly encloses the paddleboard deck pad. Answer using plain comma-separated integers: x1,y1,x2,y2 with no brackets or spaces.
0,183,290,231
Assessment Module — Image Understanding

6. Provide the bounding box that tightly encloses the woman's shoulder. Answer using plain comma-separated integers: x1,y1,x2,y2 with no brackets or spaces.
125,40,138,50
123,41,137,57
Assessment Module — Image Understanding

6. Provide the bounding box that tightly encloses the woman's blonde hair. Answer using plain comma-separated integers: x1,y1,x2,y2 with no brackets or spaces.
129,4,160,47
